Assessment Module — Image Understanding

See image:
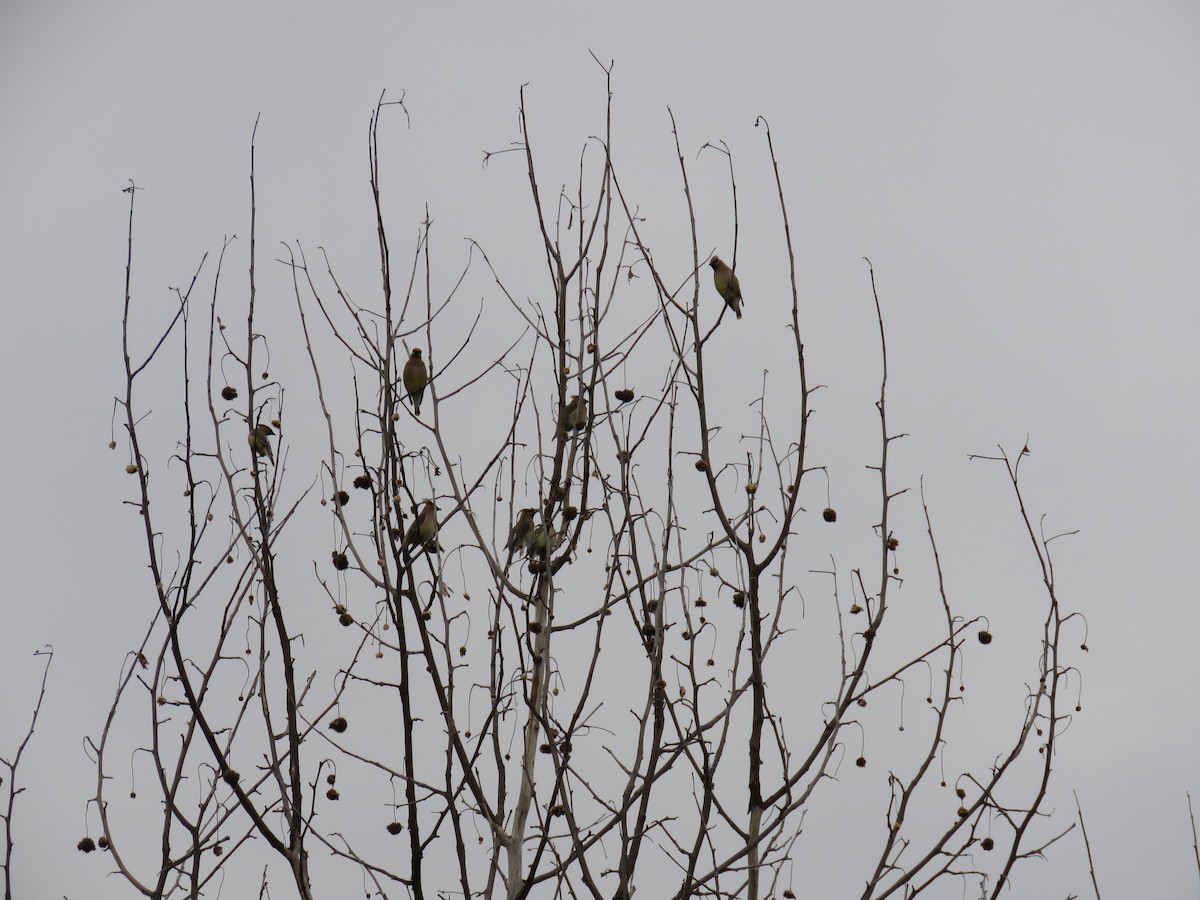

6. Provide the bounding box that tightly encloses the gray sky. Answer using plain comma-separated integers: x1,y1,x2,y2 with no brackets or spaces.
2,1,1198,897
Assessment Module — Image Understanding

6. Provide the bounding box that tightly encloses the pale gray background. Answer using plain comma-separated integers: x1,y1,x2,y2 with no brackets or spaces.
2,1,1198,897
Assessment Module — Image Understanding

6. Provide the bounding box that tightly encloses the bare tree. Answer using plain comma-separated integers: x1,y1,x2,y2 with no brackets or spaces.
96,72,1084,899
2,648,52,900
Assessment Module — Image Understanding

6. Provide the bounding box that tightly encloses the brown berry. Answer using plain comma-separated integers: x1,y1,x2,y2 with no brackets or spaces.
823,507,837,522
978,630,993,645
329,717,348,733
615,388,634,403
77,837,96,853
353,474,373,490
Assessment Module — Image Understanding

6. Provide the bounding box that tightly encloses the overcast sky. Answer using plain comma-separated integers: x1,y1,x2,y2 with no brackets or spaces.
2,2,1198,897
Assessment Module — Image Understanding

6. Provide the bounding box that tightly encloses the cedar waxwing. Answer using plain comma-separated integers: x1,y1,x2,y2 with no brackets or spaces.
248,423,275,463
506,508,536,553
403,348,429,416
559,394,587,435
527,523,554,559
708,256,743,320
403,499,438,551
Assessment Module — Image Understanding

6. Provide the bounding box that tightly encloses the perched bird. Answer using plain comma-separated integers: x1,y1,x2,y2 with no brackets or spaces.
404,499,439,551
527,522,554,559
559,394,587,435
248,423,275,463
708,256,743,320
403,348,429,416
506,508,536,553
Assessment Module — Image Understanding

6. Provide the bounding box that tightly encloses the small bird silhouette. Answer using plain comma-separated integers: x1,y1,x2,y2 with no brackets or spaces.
708,256,743,320
248,423,275,463
506,508,536,554
527,522,554,560
403,499,439,551
559,394,587,435
403,348,429,416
